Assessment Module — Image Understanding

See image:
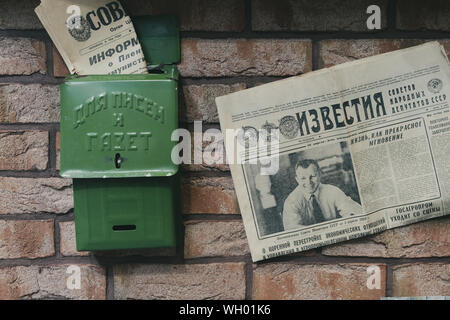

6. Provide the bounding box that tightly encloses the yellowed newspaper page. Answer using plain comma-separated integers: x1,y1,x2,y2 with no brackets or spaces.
35,0,148,75
216,42,450,262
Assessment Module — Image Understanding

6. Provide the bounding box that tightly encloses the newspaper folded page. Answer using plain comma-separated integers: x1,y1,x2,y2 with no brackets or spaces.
35,0,148,75
216,42,450,262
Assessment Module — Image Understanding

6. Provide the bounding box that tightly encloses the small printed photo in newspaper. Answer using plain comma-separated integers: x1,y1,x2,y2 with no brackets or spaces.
245,141,362,238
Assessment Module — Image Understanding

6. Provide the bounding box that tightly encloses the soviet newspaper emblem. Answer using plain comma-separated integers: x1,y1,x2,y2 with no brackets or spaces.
67,16,91,42
279,115,299,139
428,78,443,93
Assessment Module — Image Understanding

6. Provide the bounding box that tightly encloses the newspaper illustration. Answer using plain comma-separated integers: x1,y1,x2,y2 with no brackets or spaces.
35,0,148,75
216,42,450,262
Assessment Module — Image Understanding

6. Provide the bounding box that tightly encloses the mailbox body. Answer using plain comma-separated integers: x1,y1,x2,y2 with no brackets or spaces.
59,16,181,251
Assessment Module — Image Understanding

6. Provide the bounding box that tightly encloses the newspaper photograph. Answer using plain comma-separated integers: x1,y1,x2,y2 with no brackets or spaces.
216,41,450,262
35,0,148,75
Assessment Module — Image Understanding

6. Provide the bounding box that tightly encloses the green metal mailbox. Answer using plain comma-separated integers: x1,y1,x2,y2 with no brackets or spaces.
59,16,181,251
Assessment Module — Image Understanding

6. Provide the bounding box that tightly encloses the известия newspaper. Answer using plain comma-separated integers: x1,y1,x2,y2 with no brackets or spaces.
216,42,450,262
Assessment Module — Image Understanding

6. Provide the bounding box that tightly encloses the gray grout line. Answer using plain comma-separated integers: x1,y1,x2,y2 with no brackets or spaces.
0,167,232,178
0,212,242,222
312,39,320,71
245,256,254,300
385,263,393,297
0,30,49,38
183,214,242,221
244,0,252,34
1,23,450,39
0,123,60,130
0,255,104,267
0,171,233,180
178,256,250,265
0,212,73,221
45,38,54,77
0,74,64,85
106,266,115,300
253,255,450,266
178,31,450,39
388,0,398,31
46,130,52,171
48,128,55,172
2,251,449,266
53,218,61,259
56,212,75,221
0,171,62,178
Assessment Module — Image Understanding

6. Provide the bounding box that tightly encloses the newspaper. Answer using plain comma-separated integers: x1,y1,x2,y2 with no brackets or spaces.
216,42,450,262
35,0,148,75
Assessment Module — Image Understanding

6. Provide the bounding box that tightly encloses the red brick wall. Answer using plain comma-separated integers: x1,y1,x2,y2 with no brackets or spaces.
0,0,449,300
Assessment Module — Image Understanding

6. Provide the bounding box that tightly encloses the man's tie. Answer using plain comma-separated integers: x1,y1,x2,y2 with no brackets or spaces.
311,194,325,223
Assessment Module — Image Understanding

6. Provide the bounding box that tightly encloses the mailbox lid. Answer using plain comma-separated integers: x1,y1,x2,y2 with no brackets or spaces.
133,15,180,66
60,74,178,178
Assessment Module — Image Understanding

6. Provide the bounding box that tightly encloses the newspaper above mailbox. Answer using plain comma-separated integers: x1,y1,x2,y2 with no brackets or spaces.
216,42,450,262
35,0,148,75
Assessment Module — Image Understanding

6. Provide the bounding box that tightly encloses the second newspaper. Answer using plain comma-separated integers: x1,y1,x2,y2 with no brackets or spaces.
216,42,450,262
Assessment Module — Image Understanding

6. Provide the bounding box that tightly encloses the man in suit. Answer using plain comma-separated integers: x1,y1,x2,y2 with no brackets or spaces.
282,159,362,230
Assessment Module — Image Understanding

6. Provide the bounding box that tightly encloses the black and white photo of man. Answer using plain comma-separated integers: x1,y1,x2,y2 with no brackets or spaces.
282,159,362,230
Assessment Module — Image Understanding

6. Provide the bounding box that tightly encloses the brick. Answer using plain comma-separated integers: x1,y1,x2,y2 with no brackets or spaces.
0,83,59,123
182,83,246,123
182,161,230,173
59,221,89,257
0,0,42,30
252,0,388,31
392,263,450,297
0,130,48,170
182,176,239,214
319,39,450,68
322,218,450,258
124,0,245,31
0,264,106,299
180,129,230,172
182,164,230,173
179,39,312,77
0,220,54,259
56,131,60,170
397,0,450,31
114,263,246,299
53,47,69,78
319,39,425,68
0,38,46,75
183,218,316,258
184,220,249,258
253,263,386,300
0,177,73,214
